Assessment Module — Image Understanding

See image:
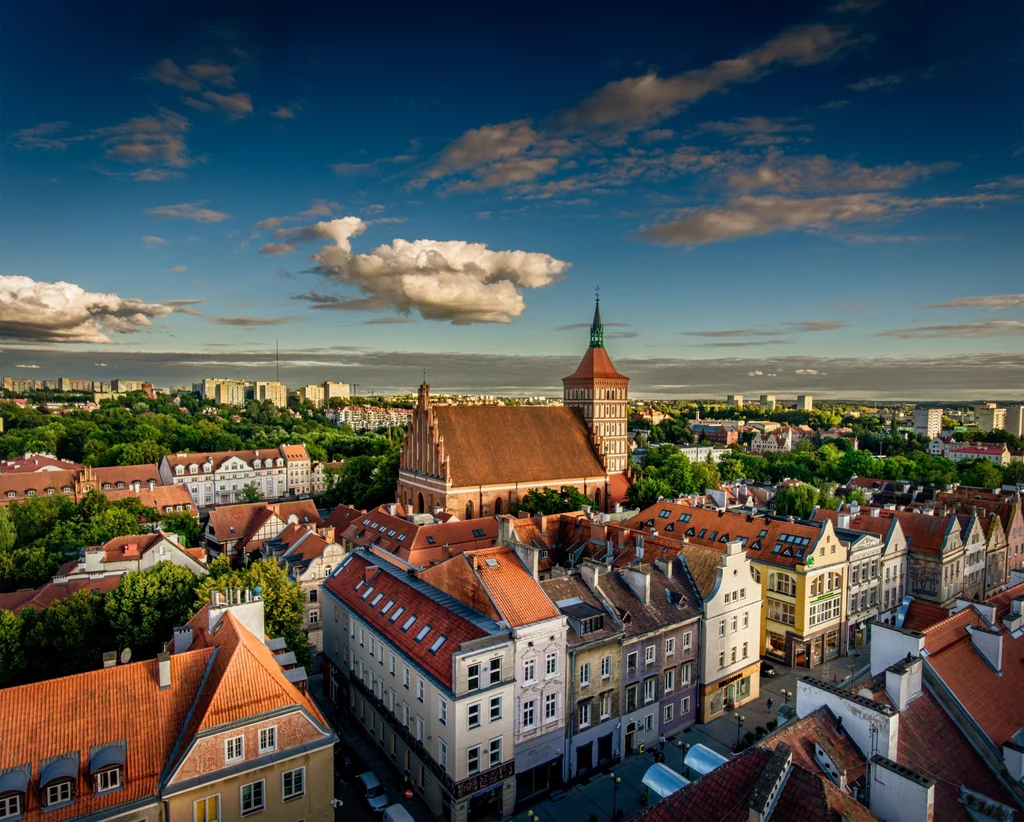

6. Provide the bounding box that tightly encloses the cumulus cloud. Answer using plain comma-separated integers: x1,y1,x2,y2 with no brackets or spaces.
291,217,569,324
147,202,231,223
141,236,166,246
0,274,173,343
418,120,540,182
558,25,854,131
795,368,820,374
848,74,903,92
638,191,1008,246
164,299,204,315
923,294,1024,312
877,320,1024,339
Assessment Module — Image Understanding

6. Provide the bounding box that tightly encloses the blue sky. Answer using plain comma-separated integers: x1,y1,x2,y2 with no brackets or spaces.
1,0,1022,398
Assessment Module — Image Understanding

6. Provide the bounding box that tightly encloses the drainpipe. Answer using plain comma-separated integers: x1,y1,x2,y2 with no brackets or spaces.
567,645,576,782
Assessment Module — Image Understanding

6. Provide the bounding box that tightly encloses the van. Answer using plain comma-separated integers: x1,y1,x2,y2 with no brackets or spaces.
357,771,389,813
383,805,416,822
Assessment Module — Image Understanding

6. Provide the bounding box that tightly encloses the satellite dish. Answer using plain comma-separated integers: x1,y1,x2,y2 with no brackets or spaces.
120,648,132,665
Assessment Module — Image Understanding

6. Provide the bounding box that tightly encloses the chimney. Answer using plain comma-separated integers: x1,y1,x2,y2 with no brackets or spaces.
148,479,156,490
967,624,1003,673
748,744,792,822
172,626,194,654
208,586,266,642
102,651,117,668
884,654,923,711
387,503,397,516
636,533,645,561
591,520,608,545
837,512,851,530
614,503,623,514
869,755,934,822
655,557,673,578
318,525,336,543
849,503,860,517
621,566,651,606
726,538,743,557
158,652,172,690
580,560,601,592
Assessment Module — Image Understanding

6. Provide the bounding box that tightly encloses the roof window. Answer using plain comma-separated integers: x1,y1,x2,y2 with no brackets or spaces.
361,586,375,600
485,558,499,568
659,509,671,519
397,534,407,542
381,600,394,615
371,594,383,606
426,536,435,545
388,529,397,537
472,529,486,538
389,606,405,623
401,615,417,632
414,624,431,642
679,513,691,522
429,635,447,653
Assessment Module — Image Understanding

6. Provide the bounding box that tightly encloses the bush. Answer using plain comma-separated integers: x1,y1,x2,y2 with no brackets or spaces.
755,725,767,739
766,718,778,732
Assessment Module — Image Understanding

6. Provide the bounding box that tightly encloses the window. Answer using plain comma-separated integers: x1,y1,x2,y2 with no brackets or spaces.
194,796,220,822
368,637,375,658
490,695,502,722
468,746,482,775
416,716,424,743
259,726,277,753
767,598,796,626
645,645,656,665
240,780,265,815
664,669,675,693
438,739,448,772
282,767,305,800
601,656,611,678
740,588,746,600
664,703,675,723
468,663,480,691
809,597,842,627
644,677,656,703
719,651,725,669
681,696,690,714
389,653,396,675
469,702,481,729
682,632,692,650
665,637,675,656
402,615,417,632
719,620,726,637
438,696,448,726
523,700,536,729
309,609,320,625
644,714,654,731
768,572,796,596
524,658,536,683
731,615,737,632
580,662,591,686
682,662,691,685
403,702,410,726
489,657,501,684
743,641,749,659
226,735,244,763
390,606,405,623
309,588,318,603
579,701,591,728
601,692,611,719
95,768,120,792
627,651,638,672
545,693,557,720
546,652,557,677
743,611,749,629
415,624,431,643
0,795,21,819
489,738,502,767
626,684,638,712
403,665,410,689
417,677,425,702
731,647,737,663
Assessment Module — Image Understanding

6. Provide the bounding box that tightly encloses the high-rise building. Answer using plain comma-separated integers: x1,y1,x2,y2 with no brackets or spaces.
796,395,813,412
913,406,943,439
255,380,288,408
1005,405,1024,438
323,381,351,403
299,383,325,407
760,394,776,411
727,394,744,408
213,380,246,406
975,403,1006,433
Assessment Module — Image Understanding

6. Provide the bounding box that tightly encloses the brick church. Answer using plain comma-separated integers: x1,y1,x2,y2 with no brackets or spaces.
397,297,631,518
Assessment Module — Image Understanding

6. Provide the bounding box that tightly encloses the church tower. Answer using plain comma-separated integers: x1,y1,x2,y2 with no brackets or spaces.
562,292,630,474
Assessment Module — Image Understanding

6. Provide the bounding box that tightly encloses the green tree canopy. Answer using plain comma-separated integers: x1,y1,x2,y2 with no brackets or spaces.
104,561,201,658
626,477,672,511
521,486,593,515
773,484,820,520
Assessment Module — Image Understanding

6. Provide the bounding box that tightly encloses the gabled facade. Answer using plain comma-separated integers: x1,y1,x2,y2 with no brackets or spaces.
56,530,207,582
204,499,321,559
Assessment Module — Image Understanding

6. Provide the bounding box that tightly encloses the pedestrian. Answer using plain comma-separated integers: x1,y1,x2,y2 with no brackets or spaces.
659,733,666,751
766,697,774,714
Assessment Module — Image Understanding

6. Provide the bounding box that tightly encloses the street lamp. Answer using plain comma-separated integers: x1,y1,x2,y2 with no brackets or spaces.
610,772,622,822
733,712,745,749
781,689,792,706
676,740,688,776
527,811,539,822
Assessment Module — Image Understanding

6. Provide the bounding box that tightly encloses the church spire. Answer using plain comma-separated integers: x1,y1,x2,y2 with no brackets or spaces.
590,286,604,349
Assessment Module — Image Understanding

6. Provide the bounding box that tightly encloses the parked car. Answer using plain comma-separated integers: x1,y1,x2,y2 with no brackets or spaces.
760,660,776,677
358,771,390,813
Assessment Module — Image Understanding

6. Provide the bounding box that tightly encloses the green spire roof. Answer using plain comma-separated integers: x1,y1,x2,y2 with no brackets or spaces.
589,291,604,349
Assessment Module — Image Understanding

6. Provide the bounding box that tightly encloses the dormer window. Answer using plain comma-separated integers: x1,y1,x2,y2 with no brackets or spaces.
40,752,79,808
62,486,72,493
203,463,211,473
175,466,184,475
5,492,13,499
253,459,261,469
0,763,29,820
25,490,35,497
89,741,125,796
116,482,125,489
46,781,73,806
189,464,198,474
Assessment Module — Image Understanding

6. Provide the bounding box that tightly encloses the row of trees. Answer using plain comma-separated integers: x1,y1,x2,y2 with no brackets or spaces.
0,491,200,592
0,556,309,688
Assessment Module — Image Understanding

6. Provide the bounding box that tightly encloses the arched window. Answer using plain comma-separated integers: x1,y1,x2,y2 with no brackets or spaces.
465,501,474,520
768,572,795,596
594,488,601,511
417,493,425,514
494,497,503,516
751,566,761,584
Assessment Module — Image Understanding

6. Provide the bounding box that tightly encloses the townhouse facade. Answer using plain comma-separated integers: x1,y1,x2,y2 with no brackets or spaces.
159,444,311,508
323,552,519,822
837,526,884,651
204,499,321,559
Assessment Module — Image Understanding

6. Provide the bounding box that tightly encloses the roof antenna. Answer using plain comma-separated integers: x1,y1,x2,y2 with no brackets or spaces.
276,339,280,383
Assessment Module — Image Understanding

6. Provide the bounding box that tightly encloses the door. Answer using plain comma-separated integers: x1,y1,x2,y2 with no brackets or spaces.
794,643,807,667
598,733,613,764
625,722,637,755
576,741,593,775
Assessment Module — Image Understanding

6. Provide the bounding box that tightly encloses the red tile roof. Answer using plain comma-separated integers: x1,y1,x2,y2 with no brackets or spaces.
563,345,629,381
0,583,69,614
462,546,559,627
207,499,320,544
0,454,81,473
763,705,866,787
105,483,196,515
871,508,956,557
0,647,214,821
325,553,490,688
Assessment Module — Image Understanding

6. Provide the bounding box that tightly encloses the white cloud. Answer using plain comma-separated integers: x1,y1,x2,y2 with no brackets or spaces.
199,91,253,120
848,74,903,92
8,121,88,151
747,369,764,376
0,274,173,343
253,200,339,231
141,236,166,245
15,363,40,369
419,120,540,183
149,58,237,92
559,25,854,131
147,202,231,223
795,368,820,374
94,109,193,169
270,103,302,120
295,217,569,324
698,116,813,146
923,294,1024,312
878,320,1024,339
168,266,187,272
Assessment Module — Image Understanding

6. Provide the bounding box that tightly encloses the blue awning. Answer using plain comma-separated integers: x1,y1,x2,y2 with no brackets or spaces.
89,741,127,774
683,744,728,777
40,752,79,786
642,763,689,799
0,764,30,794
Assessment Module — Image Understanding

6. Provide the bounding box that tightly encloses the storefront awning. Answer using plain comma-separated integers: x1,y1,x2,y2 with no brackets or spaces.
683,744,728,777
642,763,689,799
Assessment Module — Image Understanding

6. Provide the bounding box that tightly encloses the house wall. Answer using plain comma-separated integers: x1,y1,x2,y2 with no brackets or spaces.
565,637,622,778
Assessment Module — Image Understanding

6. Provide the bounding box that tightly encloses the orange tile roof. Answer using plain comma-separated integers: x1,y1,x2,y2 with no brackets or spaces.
0,648,214,820
207,499,321,544
872,509,957,557
279,444,310,461
563,345,628,381
430,405,607,487
464,546,559,627
763,705,866,786
901,599,951,632
105,483,196,514
0,583,69,613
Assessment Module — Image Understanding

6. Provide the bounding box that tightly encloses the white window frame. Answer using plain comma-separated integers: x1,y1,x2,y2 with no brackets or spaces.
664,668,675,693
600,692,611,719
468,701,481,729
193,795,220,822
665,637,675,656
601,655,611,678
0,795,22,819
240,779,265,816
95,768,121,793
580,662,591,687
438,739,448,772
438,695,448,726
522,699,536,729
546,652,557,677
259,725,277,753
225,734,244,764
489,737,502,767
579,701,591,728
490,695,502,722
46,781,73,806
282,767,305,801
524,658,536,683
545,692,557,720
682,631,692,650
645,645,656,665
467,745,482,776
644,677,656,703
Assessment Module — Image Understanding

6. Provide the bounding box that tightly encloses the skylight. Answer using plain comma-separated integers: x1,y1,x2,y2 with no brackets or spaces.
389,606,405,623
659,509,671,518
362,519,371,526
361,586,375,599
388,529,397,537
472,529,486,538
415,624,431,642
397,534,407,542
381,600,394,615
426,536,435,545
355,580,365,591
679,513,691,522
485,558,499,569
371,593,383,606
429,635,447,653
402,615,417,632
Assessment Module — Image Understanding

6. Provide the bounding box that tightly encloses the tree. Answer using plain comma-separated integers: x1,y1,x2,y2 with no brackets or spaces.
626,478,672,511
160,511,201,548
958,459,1004,490
0,506,16,552
1004,462,1024,485
521,486,593,515
837,450,878,482
194,558,311,669
0,608,25,687
21,592,112,680
105,562,201,658
690,457,721,494
241,482,264,503
640,445,691,496
774,484,819,520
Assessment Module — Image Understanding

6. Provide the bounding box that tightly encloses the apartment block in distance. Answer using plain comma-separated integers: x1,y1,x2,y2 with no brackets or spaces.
323,381,351,403
299,384,325,407
913,406,943,438
727,394,744,408
976,402,1006,433
255,381,288,408
760,394,776,410
796,395,813,412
